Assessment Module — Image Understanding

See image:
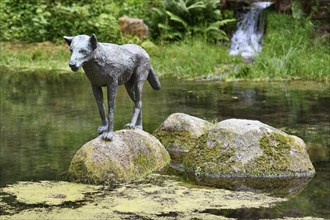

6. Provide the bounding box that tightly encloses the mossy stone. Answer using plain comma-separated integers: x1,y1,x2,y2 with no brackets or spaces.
69,129,170,184
183,119,315,178
154,113,213,153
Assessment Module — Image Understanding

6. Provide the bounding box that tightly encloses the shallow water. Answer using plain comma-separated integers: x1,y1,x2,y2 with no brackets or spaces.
0,71,329,218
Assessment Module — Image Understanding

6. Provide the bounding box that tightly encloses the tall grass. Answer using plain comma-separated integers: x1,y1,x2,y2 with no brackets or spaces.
0,42,69,71
150,39,240,79
232,12,330,81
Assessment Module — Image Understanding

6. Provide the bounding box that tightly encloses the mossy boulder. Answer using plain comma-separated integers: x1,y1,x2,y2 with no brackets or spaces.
183,119,315,178
69,129,170,184
154,113,213,153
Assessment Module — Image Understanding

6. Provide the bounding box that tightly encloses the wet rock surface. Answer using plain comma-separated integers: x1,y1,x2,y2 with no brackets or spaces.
69,129,170,184
183,119,315,178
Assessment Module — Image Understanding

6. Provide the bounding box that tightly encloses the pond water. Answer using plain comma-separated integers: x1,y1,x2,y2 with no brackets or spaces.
0,71,329,219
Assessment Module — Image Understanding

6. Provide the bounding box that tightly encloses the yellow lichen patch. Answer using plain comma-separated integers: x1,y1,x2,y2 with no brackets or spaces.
2,181,102,205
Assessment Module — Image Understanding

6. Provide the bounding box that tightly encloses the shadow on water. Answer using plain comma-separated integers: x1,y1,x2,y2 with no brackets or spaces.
0,69,329,218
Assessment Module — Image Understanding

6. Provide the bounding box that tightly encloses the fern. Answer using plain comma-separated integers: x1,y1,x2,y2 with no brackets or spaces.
151,0,235,41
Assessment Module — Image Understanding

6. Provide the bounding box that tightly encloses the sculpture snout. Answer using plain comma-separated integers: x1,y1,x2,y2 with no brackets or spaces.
69,61,80,72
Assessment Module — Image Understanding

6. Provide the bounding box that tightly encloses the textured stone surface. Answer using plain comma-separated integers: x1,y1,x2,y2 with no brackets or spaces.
154,113,213,153
69,129,170,184
183,119,315,178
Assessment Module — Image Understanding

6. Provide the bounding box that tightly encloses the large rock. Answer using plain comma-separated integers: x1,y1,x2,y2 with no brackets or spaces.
69,129,170,184
154,113,213,153
183,119,315,178
118,16,148,40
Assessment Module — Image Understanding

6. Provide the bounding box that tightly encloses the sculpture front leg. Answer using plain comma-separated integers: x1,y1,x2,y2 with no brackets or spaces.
91,84,108,134
101,82,118,141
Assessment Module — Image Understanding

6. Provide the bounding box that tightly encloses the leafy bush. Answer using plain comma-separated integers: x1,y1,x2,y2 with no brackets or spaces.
0,0,234,43
150,0,235,42
0,0,153,43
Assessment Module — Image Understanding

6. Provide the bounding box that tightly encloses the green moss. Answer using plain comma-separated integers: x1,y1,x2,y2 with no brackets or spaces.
69,144,128,184
69,132,171,185
131,135,170,179
260,132,292,154
183,134,242,177
183,131,315,178
69,144,103,184
154,130,199,152
133,152,155,177
244,132,314,177
253,133,295,176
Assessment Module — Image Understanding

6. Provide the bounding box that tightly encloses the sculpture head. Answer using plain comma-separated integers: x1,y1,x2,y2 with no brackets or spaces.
63,34,98,72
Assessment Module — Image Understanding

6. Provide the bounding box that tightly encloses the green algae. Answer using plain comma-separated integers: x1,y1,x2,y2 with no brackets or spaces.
1,181,102,206
0,174,289,220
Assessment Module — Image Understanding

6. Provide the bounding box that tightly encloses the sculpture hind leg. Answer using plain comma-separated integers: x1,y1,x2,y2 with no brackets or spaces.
124,80,143,129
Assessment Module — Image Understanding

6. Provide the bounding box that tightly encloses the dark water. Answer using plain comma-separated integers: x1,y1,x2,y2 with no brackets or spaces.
0,71,329,218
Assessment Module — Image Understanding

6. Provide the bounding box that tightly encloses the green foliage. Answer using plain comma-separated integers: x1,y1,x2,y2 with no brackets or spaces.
0,0,153,43
0,0,234,43
150,0,235,42
291,1,305,23
116,0,159,20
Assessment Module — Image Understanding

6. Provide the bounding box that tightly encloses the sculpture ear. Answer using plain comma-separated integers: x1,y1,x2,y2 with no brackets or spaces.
63,36,73,46
90,34,98,50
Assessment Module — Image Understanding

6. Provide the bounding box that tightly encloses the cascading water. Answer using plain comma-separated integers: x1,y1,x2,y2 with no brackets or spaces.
229,2,273,59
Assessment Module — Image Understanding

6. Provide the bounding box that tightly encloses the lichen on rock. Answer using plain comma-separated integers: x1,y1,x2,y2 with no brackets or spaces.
69,129,170,184
154,113,213,153
183,119,315,178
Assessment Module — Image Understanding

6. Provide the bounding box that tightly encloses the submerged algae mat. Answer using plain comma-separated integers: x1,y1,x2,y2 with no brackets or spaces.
0,174,320,220
1,181,102,206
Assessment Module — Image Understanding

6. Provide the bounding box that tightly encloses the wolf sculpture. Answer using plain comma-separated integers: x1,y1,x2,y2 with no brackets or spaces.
64,34,161,141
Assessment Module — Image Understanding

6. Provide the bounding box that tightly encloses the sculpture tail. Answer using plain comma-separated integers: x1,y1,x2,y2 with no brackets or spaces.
147,66,161,90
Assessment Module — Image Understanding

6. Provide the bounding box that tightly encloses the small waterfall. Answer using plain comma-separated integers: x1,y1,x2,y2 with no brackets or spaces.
229,2,273,59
